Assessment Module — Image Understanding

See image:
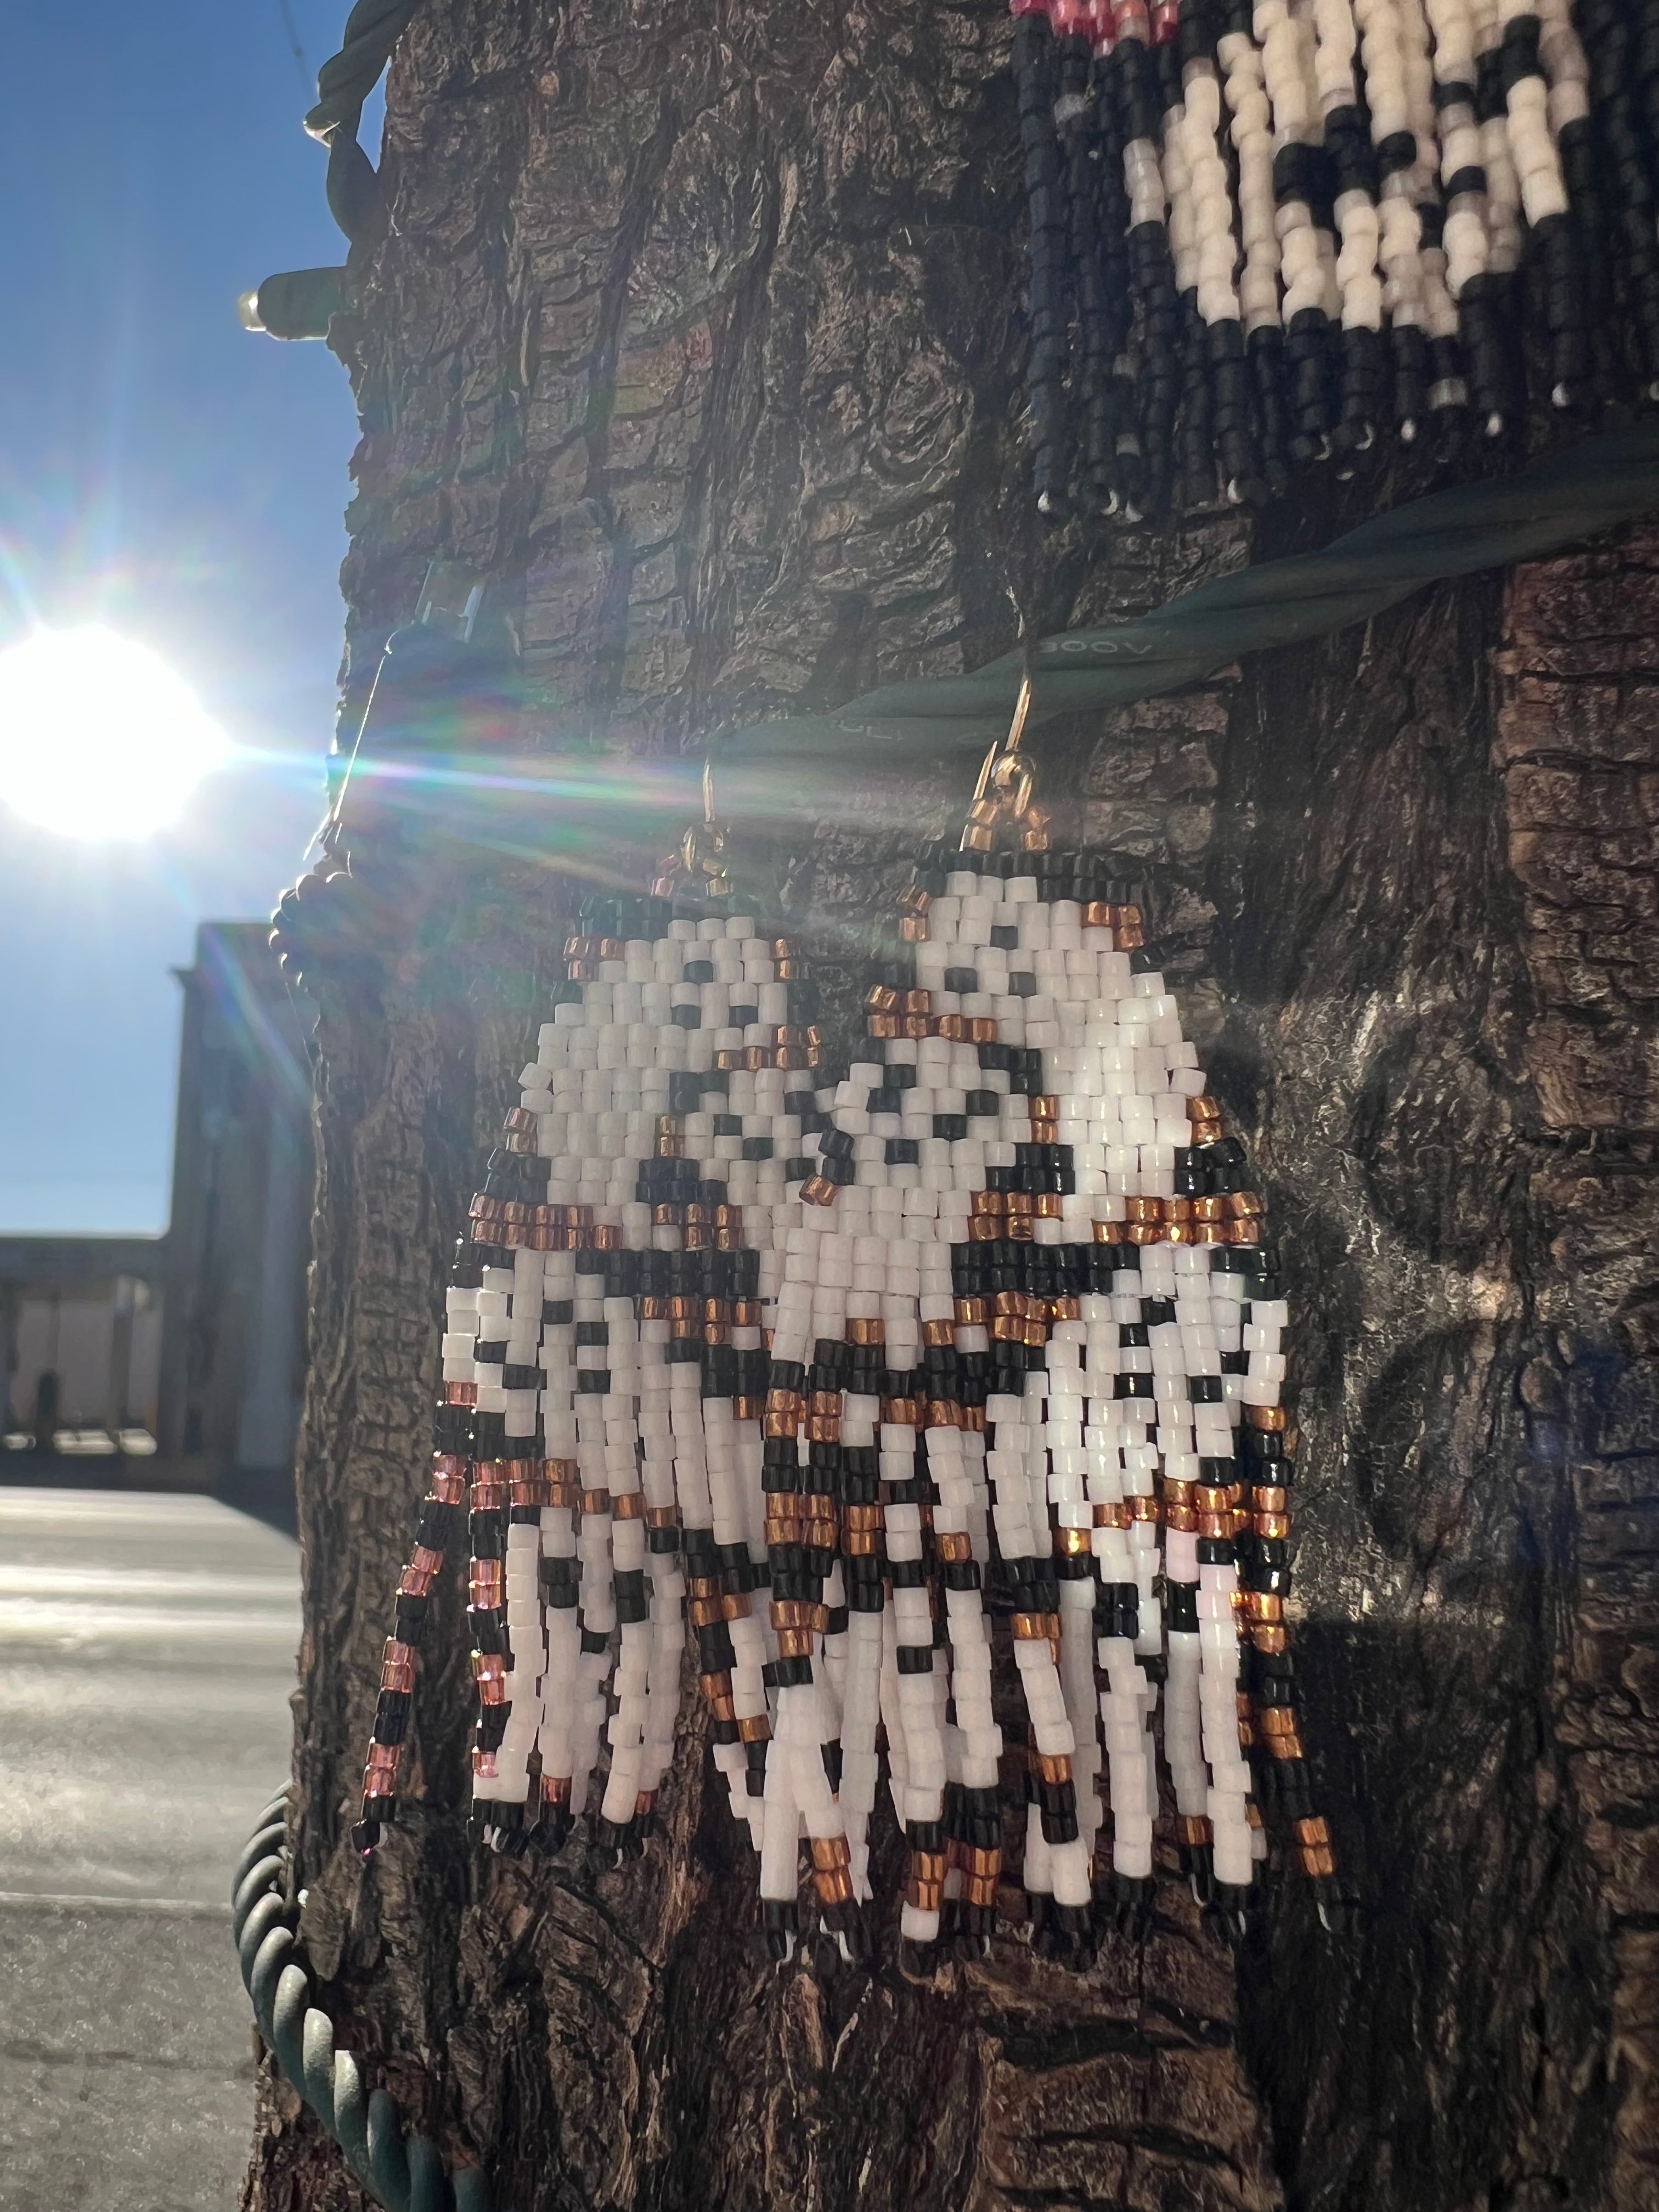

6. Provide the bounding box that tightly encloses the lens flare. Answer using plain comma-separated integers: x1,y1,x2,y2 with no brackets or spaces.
0,625,229,839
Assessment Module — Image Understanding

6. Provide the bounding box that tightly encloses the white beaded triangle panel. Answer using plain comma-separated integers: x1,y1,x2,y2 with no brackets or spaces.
355,851,1336,1970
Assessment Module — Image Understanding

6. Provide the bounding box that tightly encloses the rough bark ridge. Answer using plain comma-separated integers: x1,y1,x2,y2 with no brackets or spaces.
242,0,1658,2205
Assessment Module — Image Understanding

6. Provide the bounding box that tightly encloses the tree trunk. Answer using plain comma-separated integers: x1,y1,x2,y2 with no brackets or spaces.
243,1,1659,2206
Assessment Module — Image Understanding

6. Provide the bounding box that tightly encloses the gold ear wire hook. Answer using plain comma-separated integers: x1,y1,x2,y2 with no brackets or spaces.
962,604,1040,853
668,753,734,897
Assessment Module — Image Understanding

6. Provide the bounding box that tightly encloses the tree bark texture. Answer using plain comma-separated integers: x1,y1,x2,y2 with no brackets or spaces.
243,2,1659,2207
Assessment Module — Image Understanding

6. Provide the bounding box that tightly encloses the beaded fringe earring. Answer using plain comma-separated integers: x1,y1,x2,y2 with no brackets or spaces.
354,804,826,1883
1012,0,1627,521
760,727,1339,1965
355,748,1342,1968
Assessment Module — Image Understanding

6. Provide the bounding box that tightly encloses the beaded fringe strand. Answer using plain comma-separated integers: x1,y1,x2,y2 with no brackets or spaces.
1011,0,1634,520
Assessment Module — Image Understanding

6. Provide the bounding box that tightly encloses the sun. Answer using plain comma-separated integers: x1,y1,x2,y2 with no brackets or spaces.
0,625,230,840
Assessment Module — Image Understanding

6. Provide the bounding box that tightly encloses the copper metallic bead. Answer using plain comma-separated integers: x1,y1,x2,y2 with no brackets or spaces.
1032,1752,1073,1786
1054,1527,1092,1556
1176,1813,1212,1848
581,1488,612,1516
802,1175,837,1206
1094,1502,1131,1528
1012,1611,1048,1640
1092,1219,1124,1245
1130,1494,1160,1522
1245,1403,1289,1432
470,1749,499,1779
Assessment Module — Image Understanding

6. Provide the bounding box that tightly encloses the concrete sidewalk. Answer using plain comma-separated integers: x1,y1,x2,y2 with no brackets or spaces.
0,1486,300,2211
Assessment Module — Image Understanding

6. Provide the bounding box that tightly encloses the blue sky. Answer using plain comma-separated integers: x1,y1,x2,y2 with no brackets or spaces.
0,3,374,1231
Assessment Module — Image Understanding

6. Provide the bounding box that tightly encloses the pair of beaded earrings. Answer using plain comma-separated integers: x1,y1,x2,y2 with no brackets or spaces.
1016,0,1641,522
354,726,1339,1970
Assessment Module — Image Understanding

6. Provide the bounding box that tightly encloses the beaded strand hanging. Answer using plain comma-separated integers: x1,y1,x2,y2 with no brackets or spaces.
1009,0,1637,521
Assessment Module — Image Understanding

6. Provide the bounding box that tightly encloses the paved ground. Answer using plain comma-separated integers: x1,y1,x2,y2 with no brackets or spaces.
0,1486,300,2211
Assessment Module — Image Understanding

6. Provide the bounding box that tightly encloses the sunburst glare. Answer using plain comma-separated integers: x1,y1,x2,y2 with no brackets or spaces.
0,625,229,840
